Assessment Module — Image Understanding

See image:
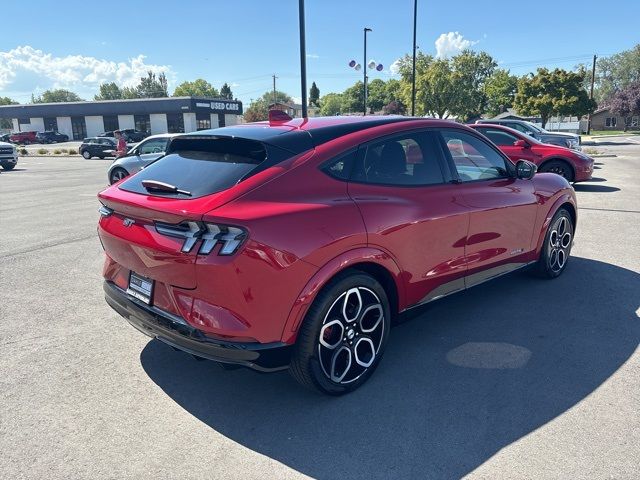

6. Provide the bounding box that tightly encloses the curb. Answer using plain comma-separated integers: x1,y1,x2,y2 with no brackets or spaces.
589,154,616,158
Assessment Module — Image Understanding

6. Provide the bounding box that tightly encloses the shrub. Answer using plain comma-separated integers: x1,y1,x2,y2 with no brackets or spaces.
53,149,62,155
19,148,28,155
37,148,48,155
60,148,68,154
68,150,77,155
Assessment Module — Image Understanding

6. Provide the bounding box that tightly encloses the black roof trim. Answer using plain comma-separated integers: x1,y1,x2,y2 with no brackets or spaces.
306,116,413,146
183,117,414,155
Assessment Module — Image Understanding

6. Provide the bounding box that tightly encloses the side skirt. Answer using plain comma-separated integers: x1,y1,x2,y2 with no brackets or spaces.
403,261,536,312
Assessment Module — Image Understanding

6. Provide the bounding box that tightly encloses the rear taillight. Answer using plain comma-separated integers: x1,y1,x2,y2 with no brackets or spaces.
154,221,247,256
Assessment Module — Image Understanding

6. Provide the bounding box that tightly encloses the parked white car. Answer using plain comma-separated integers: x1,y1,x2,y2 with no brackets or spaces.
107,134,179,184
0,141,18,171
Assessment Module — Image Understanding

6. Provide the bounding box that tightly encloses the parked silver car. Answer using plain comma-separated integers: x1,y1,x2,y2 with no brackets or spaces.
106,134,179,184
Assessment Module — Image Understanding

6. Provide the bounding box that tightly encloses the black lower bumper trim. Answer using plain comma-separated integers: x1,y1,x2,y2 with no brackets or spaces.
103,281,291,372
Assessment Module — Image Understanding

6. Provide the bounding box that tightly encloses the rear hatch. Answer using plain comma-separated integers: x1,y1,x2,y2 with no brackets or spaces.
97,134,296,289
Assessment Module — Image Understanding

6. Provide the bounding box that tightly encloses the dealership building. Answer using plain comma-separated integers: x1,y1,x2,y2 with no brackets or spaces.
0,97,243,140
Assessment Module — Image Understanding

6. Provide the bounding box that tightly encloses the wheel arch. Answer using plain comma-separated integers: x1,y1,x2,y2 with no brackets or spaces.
534,194,577,256
539,157,576,179
281,248,404,344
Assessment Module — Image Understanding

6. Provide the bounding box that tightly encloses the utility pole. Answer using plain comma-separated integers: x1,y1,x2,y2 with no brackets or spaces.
411,0,418,116
363,27,372,116
299,0,308,118
587,54,597,134
272,74,277,107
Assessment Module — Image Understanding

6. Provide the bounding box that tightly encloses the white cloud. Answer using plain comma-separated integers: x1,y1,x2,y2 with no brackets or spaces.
0,45,174,97
389,59,402,75
291,96,302,104
306,53,320,59
434,32,478,58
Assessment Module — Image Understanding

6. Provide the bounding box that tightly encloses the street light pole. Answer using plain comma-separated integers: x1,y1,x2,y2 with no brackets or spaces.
363,27,372,116
299,0,308,118
411,0,418,116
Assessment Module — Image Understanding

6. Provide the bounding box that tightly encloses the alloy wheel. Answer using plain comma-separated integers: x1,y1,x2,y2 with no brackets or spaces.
547,215,572,273
317,286,386,384
110,169,128,184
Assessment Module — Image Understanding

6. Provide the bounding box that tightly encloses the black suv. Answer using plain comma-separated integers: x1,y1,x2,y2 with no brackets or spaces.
36,131,69,143
79,137,117,159
99,129,149,142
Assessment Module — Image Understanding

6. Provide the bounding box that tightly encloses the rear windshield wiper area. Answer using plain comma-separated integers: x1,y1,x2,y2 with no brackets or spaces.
141,179,192,196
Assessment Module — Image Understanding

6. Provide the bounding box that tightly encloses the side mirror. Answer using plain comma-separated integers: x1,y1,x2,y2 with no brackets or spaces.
514,139,530,148
515,160,537,180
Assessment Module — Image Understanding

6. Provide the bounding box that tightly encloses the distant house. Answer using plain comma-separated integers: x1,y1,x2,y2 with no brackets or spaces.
268,102,319,118
590,107,639,131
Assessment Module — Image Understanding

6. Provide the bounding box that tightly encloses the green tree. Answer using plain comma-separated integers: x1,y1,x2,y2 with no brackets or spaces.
243,90,294,122
0,96,18,129
384,79,402,104
220,83,233,99
319,93,343,116
121,86,140,99
417,58,458,118
341,81,364,113
449,50,497,120
136,71,168,98
514,68,596,128
585,44,640,103
309,81,320,106
366,78,388,112
32,89,83,103
94,82,123,100
173,78,219,98
485,69,518,117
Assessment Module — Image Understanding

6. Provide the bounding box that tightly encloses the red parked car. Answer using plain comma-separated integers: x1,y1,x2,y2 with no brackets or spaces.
98,114,577,395
469,123,594,182
9,131,38,144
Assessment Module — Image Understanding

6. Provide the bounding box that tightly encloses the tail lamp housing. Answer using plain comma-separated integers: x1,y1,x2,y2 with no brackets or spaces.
155,221,247,256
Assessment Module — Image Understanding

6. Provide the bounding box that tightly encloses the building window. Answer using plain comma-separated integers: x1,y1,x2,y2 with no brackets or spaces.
166,113,185,133
196,112,211,130
44,117,58,131
218,113,226,127
103,115,119,132
605,117,617,128
71,117,87,140
134,114,150,133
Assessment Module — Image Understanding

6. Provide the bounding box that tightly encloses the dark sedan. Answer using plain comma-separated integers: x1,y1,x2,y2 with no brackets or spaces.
36,131,69,143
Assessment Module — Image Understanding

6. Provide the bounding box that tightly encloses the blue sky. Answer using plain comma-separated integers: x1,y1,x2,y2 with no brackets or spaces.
1,0,637,105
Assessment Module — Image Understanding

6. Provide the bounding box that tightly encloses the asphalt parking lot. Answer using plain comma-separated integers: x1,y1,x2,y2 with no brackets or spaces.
1,138,639,479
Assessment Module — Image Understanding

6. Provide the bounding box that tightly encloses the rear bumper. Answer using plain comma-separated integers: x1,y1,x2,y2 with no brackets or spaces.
104,281,292,372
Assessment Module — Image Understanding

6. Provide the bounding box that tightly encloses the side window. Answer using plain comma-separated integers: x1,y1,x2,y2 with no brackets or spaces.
352,131,445,186
477,128,519,146
322,150,356,181
441,130,510,182
139,139,168,154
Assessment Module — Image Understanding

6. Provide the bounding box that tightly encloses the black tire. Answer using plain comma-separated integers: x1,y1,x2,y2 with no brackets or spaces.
534,208,574,278
539,160,574,182
109,167,129,184
2,163,15,171
82,150,92,159
290,271,391,395
98,156,105,160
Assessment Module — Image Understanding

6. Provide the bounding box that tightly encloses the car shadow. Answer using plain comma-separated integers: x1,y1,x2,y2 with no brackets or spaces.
0,168,27,173
573,184,620,193
140,257,639,479
584,176,607,182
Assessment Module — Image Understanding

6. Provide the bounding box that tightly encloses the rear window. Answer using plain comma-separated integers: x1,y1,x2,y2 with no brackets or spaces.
118,136,288,199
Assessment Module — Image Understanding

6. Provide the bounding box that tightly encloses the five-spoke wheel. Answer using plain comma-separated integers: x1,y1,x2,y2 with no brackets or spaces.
535,208,574,278
290,272,390,395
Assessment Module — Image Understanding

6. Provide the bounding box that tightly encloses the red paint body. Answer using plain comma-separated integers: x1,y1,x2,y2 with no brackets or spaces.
98,117,577,348
469,123,594,182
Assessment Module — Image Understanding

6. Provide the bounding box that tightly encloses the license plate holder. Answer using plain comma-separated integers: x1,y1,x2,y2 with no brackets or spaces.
127,271,154,305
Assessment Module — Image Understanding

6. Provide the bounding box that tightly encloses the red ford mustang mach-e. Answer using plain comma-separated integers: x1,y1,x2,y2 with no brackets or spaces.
469,123,594,183
98,115,577,395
